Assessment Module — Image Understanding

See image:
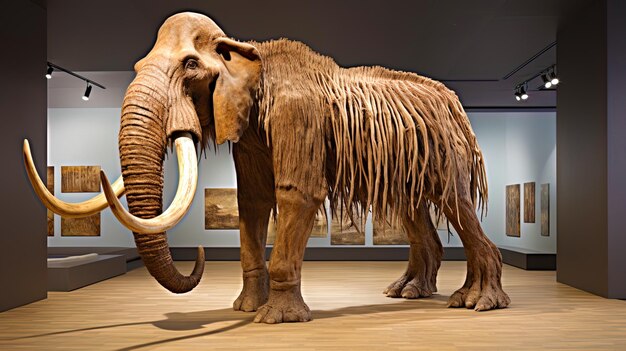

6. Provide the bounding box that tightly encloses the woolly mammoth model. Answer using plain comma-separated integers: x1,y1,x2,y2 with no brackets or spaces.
25,12,509,323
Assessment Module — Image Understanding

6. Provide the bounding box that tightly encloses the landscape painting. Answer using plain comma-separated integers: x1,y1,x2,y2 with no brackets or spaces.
373,217,409,245
267,206,328,244
61,214,101,236
330,209,365,245
204,188,239,229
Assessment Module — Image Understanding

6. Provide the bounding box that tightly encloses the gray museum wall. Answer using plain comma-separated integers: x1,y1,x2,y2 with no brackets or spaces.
0,0,47,312
471,112,556,252
46,107,556,253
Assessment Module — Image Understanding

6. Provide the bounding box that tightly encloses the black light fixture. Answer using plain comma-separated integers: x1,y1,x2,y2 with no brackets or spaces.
46,65,54,79
514,65,559,102
520,84,529,100
46,62,106,101
82,83,92,101
549,69,559,86
514,84,529,101
541,67,559,88
541,72,552,88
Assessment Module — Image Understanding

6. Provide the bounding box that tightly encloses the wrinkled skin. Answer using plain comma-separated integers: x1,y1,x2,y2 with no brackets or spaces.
27,12,509,324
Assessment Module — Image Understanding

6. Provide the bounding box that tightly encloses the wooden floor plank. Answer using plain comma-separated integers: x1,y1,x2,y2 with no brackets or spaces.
0,261,625,350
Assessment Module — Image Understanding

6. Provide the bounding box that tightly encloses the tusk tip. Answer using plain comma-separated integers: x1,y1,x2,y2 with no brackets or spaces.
99,171,114,195
99,170,109,183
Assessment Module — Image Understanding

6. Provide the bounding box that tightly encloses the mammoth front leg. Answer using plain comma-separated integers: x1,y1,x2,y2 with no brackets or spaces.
384,202,443,298
253,187,322,324
233,143,275,312
233,201,272,312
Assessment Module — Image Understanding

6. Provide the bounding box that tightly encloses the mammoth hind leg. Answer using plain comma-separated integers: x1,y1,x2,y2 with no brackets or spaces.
384,201,443,299
443,194,510,311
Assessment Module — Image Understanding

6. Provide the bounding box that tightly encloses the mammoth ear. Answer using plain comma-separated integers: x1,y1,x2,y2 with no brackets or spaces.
212,38,262,144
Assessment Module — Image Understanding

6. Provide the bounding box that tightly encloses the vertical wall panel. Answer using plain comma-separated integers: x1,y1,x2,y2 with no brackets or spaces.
606,0,626,298
556,0,626,299
0,0,47,311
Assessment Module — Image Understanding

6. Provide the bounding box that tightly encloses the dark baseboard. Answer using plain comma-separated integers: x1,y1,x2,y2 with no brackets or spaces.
126,258,145,271
498,246,556,270
48,246,556,270
171,247,467,261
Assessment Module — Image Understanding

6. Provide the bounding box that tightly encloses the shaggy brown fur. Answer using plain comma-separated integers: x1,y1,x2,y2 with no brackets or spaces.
254,39,487,227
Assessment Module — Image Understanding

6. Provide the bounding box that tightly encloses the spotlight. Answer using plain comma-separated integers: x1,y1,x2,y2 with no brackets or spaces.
520,85,529,100
548,68,559,86
46,66,53,79
514,88,522,101
550,76,559,86
82,83,92,101
542,73,552,88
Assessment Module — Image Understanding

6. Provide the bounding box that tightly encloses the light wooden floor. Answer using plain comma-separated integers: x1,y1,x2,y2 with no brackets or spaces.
1,261,625,350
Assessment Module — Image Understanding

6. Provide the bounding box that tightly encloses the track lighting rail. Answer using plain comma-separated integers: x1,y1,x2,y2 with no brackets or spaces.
46,62,106,90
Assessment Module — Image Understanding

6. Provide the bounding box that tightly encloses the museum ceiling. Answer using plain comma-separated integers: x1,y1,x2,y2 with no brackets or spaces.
44,0,591,108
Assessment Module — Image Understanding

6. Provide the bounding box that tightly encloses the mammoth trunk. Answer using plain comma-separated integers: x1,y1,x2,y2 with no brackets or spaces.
119,70,203,293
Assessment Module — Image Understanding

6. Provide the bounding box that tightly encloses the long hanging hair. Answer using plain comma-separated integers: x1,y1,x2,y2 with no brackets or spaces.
255,39,487,226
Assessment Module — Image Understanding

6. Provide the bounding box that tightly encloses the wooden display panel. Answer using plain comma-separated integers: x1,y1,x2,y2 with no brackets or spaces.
61,166,101,193
506,184,521,237
524,182,536,223
541,183,550,236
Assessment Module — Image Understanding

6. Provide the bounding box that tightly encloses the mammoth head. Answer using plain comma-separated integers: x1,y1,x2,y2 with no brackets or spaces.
107,13,263,292
134,12,262,145
23,13,264,294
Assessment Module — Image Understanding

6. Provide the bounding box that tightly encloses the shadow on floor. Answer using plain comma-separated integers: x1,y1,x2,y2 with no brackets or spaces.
4,295,492,351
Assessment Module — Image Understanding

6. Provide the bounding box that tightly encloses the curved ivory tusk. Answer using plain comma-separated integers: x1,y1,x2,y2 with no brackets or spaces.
101,135,198,234
23,139,126,218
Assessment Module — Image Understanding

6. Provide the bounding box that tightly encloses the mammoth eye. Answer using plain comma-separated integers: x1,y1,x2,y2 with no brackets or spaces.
185,59,199,70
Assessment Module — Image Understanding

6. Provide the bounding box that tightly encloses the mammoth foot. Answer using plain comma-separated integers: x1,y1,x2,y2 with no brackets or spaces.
384,247,440,299
448,259,510,311
447,284,510,311
253,289,311,324
448,244,510,311
233,269,268,312
384,274,436,299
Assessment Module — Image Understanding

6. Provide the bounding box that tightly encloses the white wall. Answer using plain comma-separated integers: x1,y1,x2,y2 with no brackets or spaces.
47,108,556,252
469,112,557,253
